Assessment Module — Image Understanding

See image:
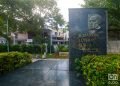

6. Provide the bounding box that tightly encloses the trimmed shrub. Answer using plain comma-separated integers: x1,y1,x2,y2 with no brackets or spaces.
47,45,55,53
0,52,32,75
0,44,46,54
0,45,7,52
10,45,21,52
58,45,69,52
75,54,120,86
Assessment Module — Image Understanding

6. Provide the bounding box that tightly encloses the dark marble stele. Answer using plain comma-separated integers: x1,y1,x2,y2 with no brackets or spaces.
69,8,108,70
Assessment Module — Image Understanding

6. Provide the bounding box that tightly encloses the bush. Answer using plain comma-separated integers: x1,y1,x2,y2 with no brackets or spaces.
0,45,7,52
58,45,69,52
10,45,21,52
75,54,120,86
0,44,46,54
47,45,55,53
0,52,32,75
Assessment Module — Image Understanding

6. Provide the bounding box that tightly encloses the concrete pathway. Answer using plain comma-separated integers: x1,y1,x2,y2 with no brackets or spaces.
0,59,85,86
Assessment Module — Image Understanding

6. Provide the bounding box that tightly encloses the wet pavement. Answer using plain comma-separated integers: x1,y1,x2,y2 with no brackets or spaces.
0,59,85,86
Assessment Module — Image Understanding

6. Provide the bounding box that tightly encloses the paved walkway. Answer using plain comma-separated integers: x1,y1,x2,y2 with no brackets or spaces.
0,59,85,86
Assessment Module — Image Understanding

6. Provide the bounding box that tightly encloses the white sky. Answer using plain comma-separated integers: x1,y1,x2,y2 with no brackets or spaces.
57,0,84,21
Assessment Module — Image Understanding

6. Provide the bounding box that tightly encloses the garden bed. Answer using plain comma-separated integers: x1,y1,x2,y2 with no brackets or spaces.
75,54,120,86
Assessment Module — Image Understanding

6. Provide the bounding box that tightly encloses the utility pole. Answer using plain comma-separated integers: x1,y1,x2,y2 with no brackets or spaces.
7,16,9,52
50,31,52,54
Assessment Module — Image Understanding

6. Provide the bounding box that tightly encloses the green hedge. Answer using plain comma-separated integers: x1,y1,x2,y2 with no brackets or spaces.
0,45,7,52
0,52,32,75
75,54,120,86
0,44,56,54
0,44,46,54
58,45,69,52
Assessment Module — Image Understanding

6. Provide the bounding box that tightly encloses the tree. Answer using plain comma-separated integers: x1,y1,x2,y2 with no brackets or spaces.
0,0,65,44
82,0,120,30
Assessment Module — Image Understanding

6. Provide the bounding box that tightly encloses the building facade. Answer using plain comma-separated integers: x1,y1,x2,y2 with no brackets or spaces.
0,37,6,44
43,28,69,45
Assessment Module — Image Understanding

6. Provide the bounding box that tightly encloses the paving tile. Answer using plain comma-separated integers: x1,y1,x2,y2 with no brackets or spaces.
0,59,85,86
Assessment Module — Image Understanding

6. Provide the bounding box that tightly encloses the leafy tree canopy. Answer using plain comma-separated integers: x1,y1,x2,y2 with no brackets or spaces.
0,0,65,33
82,0,120,30
0,0,65,44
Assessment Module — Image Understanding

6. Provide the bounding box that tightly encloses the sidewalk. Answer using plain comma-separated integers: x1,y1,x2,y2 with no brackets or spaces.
0,59,85,86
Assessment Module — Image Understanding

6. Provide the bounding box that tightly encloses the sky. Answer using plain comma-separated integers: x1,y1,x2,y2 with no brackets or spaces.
57,0,84,21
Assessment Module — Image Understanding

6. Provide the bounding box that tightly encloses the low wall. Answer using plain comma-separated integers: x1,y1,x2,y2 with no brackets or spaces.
108,40,120,53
